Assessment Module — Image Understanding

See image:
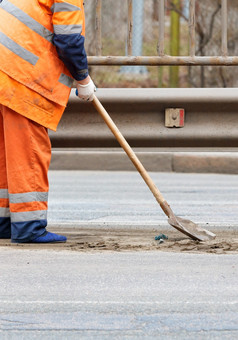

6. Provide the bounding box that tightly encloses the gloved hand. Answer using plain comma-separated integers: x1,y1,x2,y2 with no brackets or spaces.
76,77,96,101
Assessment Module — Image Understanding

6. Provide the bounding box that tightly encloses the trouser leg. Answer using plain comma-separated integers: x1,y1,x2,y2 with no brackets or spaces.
0,105,10,238
2,105,52,242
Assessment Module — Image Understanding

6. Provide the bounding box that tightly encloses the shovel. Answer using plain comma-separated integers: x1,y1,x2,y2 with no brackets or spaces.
92,95,216,242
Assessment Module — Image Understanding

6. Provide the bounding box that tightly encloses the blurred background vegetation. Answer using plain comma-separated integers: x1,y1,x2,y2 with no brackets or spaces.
84,0,238,88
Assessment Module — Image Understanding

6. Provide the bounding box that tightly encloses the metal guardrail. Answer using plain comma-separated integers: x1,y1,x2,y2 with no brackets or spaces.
89,0,234,66
50,2,238,171
50,88,238,149
88,56,238,66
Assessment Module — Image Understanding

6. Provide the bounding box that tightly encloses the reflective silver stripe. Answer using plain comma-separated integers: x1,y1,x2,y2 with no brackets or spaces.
11,210,47,223
51,2,81,13
9,192,48,204
0,32,38,65
0,207,10,218
59,73,74,88
53,24,82,35
1,0,53,42
0,189,8,199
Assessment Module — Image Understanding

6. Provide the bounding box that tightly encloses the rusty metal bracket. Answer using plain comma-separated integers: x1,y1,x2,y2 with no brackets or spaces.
165,108,185,128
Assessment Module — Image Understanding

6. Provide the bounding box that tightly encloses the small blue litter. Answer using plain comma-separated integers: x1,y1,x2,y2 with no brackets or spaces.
155,234,168,241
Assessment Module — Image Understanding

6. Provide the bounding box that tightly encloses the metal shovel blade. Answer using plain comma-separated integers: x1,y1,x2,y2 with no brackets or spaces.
168,215,216,241
160,201,216,241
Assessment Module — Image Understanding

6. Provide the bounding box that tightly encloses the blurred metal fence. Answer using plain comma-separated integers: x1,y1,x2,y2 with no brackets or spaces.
84,0,236,88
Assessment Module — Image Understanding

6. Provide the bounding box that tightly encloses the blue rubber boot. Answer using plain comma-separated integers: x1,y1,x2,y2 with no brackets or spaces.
32,231,67,243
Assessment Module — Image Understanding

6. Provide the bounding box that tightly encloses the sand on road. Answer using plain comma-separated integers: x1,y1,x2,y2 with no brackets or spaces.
1,227,238,254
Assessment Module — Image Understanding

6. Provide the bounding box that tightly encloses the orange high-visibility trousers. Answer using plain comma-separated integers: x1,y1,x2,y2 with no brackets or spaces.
0,104,51,242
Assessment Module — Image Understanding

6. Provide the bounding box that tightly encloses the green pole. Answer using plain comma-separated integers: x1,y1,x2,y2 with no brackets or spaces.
169,0,180,87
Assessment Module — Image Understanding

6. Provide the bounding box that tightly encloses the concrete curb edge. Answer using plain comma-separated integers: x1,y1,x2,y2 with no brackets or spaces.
50,150,238,174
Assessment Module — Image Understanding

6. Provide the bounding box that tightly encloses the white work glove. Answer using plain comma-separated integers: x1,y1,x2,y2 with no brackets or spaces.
76,78,96,102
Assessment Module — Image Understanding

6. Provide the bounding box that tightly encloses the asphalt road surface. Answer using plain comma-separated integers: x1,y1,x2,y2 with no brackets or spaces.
47,171,238,229
0,250,237,339
0,171,238,339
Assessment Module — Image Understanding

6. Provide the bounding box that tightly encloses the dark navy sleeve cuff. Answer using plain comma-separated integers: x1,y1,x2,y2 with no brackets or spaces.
74,69,89,81
53,33,89,80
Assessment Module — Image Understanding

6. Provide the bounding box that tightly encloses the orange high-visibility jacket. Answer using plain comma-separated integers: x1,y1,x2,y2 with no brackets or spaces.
0,0,86,130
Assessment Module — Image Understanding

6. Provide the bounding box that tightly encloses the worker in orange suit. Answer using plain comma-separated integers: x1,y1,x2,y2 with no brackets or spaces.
0,0,96,243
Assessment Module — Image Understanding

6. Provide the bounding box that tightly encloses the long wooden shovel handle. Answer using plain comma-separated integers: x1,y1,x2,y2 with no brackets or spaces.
92,95,169,215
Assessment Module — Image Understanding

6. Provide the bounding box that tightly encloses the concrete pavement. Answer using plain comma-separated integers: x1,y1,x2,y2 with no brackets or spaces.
0,250,238,339
0,171,238,339
47,171,238,230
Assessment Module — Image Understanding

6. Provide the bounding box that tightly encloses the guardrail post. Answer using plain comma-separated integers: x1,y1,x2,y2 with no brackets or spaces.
158,0,165,56
95,0,102,56
169,0,180,87
189,0,196,57
221,0,228,56
120,0,147,74
158,0,165,87
127,0,133,56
